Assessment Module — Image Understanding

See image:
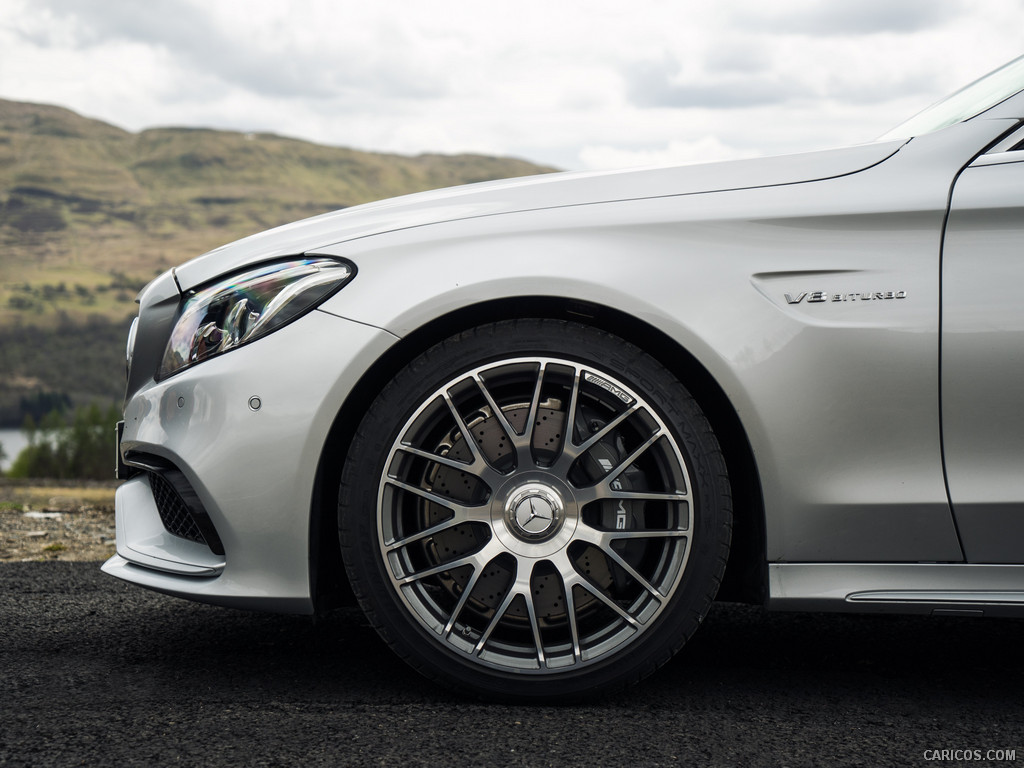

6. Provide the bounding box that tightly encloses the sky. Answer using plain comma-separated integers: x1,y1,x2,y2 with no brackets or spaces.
1,0,1022,171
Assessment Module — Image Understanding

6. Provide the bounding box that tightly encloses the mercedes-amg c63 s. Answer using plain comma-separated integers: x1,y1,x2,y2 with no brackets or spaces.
106,57,1024,700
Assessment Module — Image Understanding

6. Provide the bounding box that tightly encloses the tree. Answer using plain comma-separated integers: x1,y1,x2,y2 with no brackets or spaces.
7,404,120,480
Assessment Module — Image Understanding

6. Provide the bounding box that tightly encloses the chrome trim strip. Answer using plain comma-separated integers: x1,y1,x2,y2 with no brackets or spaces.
848,590,1024,604
970,123,1024,166
969,150,1024,167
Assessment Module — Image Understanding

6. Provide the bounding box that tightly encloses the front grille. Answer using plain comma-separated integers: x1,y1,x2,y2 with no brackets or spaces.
150,471,207,545
145,468,225,555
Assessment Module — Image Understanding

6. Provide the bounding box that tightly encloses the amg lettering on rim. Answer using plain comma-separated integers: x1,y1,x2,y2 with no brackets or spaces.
583,372,635,405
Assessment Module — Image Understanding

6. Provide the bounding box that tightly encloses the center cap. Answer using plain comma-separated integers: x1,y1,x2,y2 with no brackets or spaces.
515,496,555,535
504,483,564,541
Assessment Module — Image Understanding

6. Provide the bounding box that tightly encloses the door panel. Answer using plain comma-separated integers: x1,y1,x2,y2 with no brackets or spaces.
943,150,1024,563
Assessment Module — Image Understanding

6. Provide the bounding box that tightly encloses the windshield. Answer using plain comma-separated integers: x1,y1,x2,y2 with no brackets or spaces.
879,55,1024,141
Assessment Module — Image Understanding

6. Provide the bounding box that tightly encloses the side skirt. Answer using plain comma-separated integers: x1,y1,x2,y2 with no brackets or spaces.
769,563,1024,618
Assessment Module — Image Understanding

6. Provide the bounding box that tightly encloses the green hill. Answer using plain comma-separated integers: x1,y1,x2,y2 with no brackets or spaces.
0,98,556,426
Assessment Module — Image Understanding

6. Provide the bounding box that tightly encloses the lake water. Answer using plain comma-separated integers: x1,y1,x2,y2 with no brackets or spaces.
0,428,29,472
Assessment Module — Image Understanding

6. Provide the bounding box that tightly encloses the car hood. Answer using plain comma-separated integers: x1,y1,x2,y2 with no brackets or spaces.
173,139,907,291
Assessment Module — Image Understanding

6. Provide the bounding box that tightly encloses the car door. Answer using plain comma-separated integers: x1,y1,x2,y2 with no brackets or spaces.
942,122,1024,563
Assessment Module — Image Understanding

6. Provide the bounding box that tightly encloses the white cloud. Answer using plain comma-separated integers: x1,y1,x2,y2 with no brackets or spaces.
732,0,965,36
0,0,1022,170
580,137,759,170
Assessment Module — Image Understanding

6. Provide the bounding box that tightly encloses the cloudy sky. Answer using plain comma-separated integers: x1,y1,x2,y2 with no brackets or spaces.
1,0,1022,170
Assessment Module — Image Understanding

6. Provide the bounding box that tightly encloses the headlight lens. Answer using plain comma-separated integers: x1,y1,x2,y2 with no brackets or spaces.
158,257,353,378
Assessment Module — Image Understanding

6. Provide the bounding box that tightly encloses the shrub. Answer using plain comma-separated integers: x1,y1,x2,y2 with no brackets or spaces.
7,404,120,480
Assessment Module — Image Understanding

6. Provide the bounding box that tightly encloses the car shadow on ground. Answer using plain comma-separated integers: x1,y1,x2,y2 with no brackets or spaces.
75,574,1024,709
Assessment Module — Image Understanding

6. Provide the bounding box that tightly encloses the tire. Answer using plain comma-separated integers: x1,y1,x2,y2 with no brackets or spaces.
339,319,731,700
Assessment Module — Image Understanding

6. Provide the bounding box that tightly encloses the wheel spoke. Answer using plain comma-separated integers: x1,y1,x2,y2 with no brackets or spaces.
399,554,478,586
522,576,547,667
553,404,638,473
571,524,682,599
608,489,689,502
440,392,502,484
575,404,639,457
474,581,520,655
395,434,499,487
605,429,662,482
601,545,667,600
549,551,585,664
397,442,488,477
443,560,487,637
524,363,546,439
472,373,519,449
471,563,546,666
384,478,482,517
573,576,640,628
384,509,469,552
509,362,547,465
562,368,582,450
604,529,689,540
576,521,690,546
572,429,664,503
562,578,583,664
398,540,500,586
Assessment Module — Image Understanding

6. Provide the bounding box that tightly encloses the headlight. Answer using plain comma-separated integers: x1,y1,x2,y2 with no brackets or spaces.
158,257,353,378
126,316,139,376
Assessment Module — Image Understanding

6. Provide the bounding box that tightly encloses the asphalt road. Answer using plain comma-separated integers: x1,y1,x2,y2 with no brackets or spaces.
1,563,1022,768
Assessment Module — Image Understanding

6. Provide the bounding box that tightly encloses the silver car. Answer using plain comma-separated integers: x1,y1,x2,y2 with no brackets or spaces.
106,56,1024,700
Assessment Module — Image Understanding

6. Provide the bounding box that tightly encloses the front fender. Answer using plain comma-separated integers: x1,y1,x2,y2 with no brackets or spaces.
314,165,961,564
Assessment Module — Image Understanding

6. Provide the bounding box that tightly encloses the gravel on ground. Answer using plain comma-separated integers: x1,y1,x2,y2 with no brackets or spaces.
0,479,117,562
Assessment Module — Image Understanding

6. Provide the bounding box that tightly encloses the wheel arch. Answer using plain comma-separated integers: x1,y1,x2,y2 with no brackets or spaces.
309,295,766,610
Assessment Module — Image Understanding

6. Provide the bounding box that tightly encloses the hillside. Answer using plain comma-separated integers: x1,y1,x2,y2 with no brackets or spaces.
0,98,557,425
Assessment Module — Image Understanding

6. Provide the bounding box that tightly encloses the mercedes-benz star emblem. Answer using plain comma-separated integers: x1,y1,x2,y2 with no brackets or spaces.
504,483,565,541
514,496,554,535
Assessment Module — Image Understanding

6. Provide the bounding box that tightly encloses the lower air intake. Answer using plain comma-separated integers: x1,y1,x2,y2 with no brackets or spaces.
146,469,225,555
150,471,206,544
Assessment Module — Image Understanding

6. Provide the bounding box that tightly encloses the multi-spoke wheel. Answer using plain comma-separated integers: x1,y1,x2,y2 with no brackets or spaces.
340,320,731,700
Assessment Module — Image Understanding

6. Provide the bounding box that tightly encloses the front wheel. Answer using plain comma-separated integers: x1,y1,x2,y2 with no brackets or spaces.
339,320,731,700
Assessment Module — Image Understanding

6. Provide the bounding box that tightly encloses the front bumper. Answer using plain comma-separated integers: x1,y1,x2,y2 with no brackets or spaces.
102,308,397,614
